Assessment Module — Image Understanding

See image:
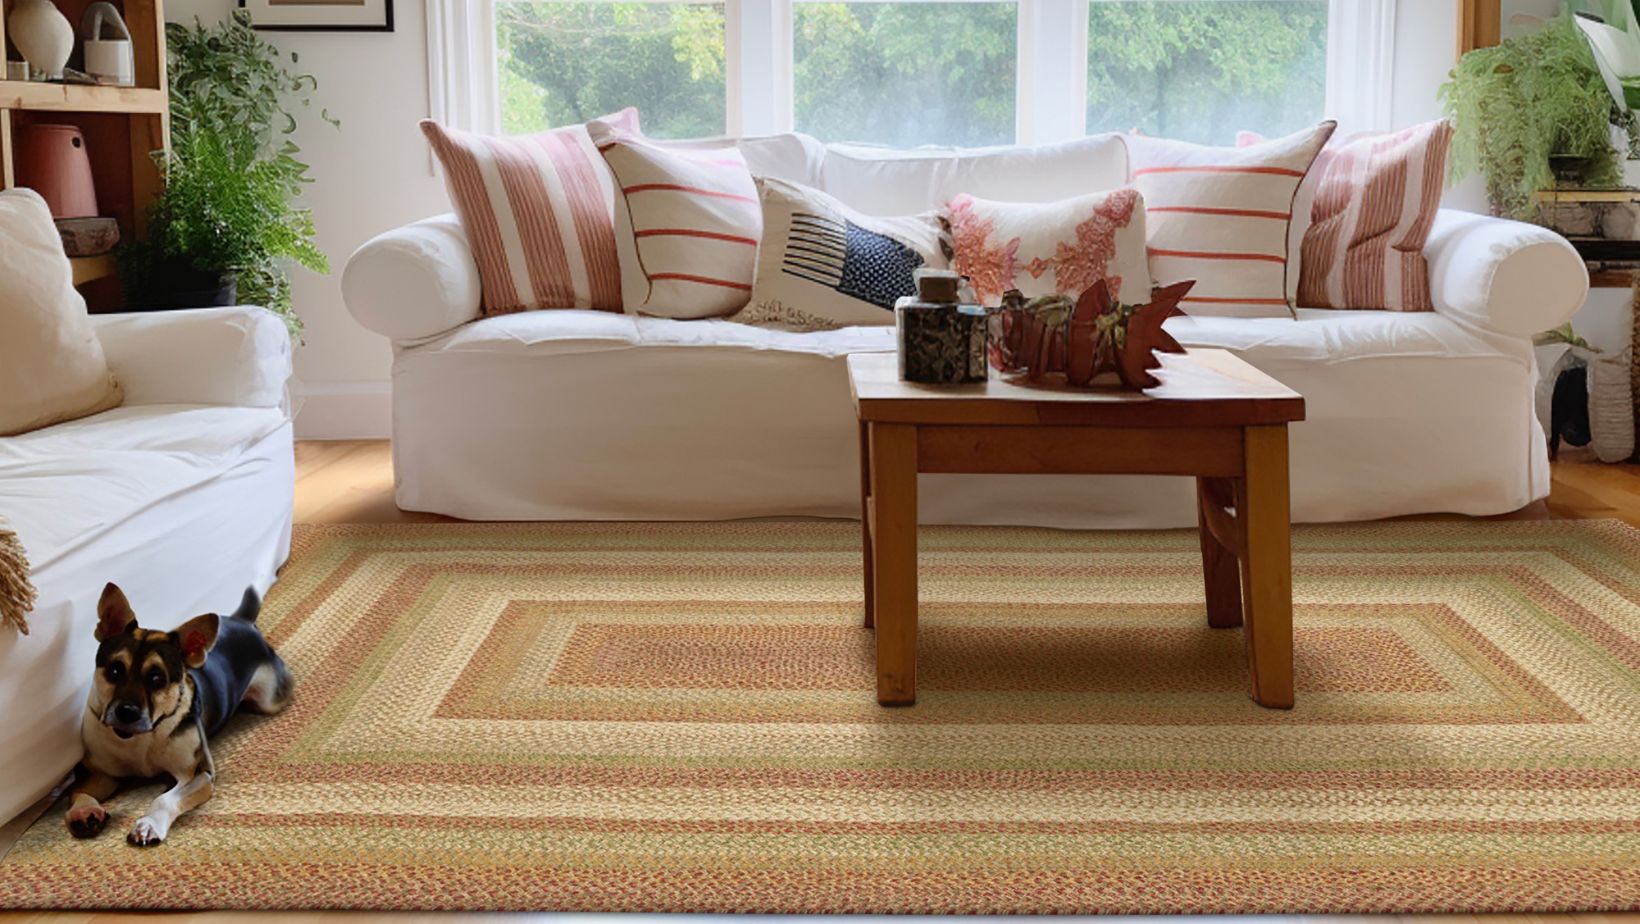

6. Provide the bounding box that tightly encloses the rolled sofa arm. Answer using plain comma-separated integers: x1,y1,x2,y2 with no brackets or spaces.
91,306,292,409
343,214,483,342
1424,208,1588,338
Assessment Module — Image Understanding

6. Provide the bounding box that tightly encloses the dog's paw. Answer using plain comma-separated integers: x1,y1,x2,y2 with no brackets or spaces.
66,804,107,839
125,817,165,847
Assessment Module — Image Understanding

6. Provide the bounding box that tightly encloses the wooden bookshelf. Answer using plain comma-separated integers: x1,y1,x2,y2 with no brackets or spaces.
0,0,169,309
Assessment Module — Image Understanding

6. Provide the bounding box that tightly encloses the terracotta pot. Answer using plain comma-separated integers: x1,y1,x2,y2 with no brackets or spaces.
7,0,74,80
12,123,98,220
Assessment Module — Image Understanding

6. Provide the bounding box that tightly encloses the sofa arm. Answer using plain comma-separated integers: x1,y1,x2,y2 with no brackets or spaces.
91,306,292,409
343,214,483,342
1424,209,1588,338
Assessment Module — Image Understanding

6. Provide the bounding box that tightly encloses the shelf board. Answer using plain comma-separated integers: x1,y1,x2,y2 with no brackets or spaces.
70,254,116,287
0,82,166,114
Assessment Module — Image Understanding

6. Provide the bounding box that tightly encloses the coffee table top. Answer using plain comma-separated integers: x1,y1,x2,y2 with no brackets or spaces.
847,349,1304,428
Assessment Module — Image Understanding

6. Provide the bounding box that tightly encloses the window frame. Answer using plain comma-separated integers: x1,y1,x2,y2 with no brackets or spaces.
431,0,1392,147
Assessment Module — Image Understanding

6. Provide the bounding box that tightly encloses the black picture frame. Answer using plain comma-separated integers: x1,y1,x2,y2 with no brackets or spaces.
238,0,395,32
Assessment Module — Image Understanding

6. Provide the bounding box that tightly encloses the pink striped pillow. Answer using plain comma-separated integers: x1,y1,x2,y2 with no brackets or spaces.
1297,120,1453,311
1126,123,1335,318
589,120,762,319
419,109,639,317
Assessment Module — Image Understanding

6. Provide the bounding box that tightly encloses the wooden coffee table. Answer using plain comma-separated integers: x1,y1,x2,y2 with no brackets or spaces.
848,348,1306,709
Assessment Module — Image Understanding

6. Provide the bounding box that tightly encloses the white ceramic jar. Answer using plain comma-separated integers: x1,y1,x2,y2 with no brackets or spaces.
8,0,74,81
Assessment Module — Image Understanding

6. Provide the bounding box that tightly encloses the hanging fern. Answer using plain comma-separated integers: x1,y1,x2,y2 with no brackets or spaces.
1440,11,1622,222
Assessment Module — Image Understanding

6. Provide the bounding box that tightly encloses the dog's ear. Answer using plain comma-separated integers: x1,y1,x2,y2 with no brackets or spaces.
173,613,219,669
96,583,138,641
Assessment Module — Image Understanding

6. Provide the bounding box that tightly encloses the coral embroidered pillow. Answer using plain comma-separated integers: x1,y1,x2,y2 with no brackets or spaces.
1297,120,1454,311
737,178,948,331
589,120,762,320
942,188,1151,307
421,110,637,317
1126,122,1335,318
0,188,122,436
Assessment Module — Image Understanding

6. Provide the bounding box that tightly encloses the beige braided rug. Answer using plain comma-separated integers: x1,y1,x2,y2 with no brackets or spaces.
3,520,1639,913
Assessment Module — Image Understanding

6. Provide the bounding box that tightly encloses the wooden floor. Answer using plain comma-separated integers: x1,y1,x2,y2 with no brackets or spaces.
289,439,1640,529
6,439,1639,922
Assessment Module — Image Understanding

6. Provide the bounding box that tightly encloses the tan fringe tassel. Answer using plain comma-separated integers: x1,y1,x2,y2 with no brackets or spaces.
0,524,37,636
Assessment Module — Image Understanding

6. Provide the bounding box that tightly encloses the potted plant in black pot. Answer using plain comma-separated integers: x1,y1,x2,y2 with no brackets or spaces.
120,11,336,338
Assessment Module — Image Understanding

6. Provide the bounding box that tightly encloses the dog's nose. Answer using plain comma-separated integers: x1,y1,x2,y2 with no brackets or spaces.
114,702,141,724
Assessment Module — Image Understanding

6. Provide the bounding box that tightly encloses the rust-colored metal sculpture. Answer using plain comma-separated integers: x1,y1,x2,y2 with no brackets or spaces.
989,279,1195,389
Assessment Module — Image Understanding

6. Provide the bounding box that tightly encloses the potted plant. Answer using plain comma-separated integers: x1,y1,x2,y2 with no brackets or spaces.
1441,10,1626,222
120,11,336,338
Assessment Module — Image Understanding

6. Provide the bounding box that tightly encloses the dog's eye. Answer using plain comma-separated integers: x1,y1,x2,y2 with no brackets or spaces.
146,671,166,690
105,663,124,683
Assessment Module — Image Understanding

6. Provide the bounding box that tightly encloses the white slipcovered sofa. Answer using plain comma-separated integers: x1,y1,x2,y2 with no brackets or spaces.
0,306,295,824
343,133,1587,525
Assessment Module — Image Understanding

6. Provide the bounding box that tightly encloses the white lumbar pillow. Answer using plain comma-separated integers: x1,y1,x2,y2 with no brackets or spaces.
0,188,121,435
736,177,948,331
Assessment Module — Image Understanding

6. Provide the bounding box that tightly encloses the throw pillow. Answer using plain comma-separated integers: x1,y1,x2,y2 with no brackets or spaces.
737,178,948,331
1125,122,1336,318
1297,119,1454,311
0,188,122,437
942,188,1152,307
589,119,762,320
419,107,638,316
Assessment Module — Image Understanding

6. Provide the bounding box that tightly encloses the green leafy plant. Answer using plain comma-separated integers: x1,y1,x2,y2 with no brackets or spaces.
1441,11,1623,222
121,10,337,338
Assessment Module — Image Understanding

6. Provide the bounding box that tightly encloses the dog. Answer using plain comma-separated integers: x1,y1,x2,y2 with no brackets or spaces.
66,582,292,846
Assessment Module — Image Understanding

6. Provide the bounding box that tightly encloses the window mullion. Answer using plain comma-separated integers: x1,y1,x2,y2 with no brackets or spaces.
731,0,791,136
1018,0,1085,145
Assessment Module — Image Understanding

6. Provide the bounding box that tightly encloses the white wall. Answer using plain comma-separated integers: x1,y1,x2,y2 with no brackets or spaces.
166,0,1511,438
167,0,446,438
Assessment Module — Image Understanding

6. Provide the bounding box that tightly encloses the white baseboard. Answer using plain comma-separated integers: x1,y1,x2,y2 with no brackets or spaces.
293,381,392,440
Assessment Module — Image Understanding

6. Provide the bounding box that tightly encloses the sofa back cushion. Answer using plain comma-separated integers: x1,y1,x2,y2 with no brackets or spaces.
1126,122,1335,318
591,120,762,319
420,110,636,316
820,134,1128,216
0,188,122,436
1297,119,1454,311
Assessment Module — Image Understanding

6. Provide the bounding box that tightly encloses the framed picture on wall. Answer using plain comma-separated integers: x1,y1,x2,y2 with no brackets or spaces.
238,0,394,32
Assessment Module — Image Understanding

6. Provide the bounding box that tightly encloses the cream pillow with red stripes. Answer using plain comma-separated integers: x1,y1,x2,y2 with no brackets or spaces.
1297,120,1453,311
1126,122,1335,318
590,120,761,319
420,109,637,316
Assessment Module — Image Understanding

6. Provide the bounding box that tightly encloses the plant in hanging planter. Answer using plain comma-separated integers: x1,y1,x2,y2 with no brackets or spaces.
120,11,337,338
1440,11,1624,222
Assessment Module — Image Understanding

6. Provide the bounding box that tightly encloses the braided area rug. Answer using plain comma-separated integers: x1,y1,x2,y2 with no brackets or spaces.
3,520,1639,913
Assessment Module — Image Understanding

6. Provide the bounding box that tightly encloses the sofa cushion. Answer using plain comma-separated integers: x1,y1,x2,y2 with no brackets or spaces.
411,303,1528,373
945,188,1151,305
420,110,636,316
0,189,123,436
1126,123,1336,319
1299,120,1454,312
0,405,290,574
820,134,1128,216
591,120,762,319
739,178,947,331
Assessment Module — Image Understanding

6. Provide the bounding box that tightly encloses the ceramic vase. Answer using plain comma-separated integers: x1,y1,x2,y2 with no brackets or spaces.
8,0,74,81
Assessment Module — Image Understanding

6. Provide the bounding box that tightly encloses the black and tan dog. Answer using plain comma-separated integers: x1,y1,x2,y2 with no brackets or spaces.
66,583,292,846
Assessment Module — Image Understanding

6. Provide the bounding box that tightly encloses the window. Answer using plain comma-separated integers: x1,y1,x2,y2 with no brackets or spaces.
453,0,1377,148
793,2,1018,147
1086,1,1329,145
496,1,728,137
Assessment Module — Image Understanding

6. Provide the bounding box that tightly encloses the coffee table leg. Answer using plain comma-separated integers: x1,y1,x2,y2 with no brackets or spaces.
1238,425,1295,709
870,422,918,706
859,420,874,630
1196,477,1243,629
